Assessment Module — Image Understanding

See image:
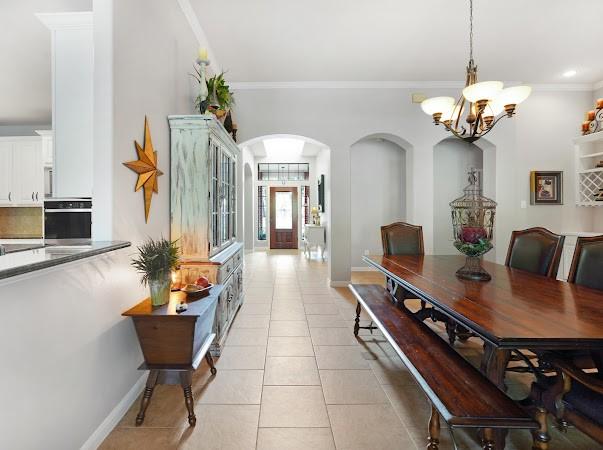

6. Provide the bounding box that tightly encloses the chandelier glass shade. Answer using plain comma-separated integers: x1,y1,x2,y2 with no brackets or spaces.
421,0,531,143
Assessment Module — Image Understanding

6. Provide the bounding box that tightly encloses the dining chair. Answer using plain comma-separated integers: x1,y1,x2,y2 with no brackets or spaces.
505,227,565,278
380,222,424,302
567,235,603,291
558,235,603,369
381,222,424,256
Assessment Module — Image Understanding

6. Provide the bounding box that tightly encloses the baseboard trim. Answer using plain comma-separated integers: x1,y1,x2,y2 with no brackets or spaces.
351,266,378,272
80,373,147,450
329,280,351,287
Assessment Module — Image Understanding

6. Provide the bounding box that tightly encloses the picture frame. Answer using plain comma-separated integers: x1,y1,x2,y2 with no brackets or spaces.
318,174,325,213
530,171,563,205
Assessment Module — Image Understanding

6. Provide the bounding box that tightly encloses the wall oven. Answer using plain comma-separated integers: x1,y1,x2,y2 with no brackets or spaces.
44,198,92,244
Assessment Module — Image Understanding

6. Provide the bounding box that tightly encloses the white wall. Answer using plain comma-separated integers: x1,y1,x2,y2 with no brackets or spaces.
433,138,483,255
350,138,406,267
244,162,254,249
315,147,330,265
231,86,598,283
0,1,202,448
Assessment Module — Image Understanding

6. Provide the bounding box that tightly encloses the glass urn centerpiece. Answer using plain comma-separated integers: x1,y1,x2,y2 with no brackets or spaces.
450,168,497,281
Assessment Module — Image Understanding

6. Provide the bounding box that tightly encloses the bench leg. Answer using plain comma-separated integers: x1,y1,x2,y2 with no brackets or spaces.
427,405,440,450
354,301,361,336
481,428,495,450
531,407,550,450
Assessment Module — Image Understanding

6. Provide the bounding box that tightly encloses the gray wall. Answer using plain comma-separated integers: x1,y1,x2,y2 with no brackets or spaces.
433,138,483,255
350,138,406,267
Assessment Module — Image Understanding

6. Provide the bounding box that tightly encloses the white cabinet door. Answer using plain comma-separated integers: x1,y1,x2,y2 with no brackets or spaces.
0,142,13,204
13,141,43,204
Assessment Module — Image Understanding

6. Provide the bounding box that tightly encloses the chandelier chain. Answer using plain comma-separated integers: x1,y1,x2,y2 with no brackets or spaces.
469,0,474,64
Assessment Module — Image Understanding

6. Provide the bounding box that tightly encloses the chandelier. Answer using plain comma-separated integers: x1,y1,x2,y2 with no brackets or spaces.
421,0,531,143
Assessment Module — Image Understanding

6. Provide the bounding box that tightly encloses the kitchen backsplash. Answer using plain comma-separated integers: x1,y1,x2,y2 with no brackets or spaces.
0,207,43,238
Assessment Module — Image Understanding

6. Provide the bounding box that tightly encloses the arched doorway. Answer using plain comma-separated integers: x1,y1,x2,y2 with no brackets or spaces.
238,134,331,256
349,134,411,269
433,137,496,256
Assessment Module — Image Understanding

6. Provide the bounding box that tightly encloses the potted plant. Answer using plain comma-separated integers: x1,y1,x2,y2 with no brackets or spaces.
131,238,180,306
206,72,234,122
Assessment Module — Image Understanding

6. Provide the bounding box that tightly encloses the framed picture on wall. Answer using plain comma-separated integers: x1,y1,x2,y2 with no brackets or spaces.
318,174,325,212
530,171,563,205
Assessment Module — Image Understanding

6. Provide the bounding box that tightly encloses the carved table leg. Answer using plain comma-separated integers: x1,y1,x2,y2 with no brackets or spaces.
354,301,361,336
205,352,217,375
180,370,196,426
136,369,159,426
427,404,440,450
482,428,495,450
531,407,550,450
480,345,512,450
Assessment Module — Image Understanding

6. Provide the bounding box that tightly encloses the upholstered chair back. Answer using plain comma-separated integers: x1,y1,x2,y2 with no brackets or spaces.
505,227,564,278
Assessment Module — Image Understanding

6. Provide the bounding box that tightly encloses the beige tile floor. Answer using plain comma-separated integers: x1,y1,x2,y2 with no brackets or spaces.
101,250,599,450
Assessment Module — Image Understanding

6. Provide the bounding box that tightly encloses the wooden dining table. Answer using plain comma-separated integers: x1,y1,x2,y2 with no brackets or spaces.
363,254,603,448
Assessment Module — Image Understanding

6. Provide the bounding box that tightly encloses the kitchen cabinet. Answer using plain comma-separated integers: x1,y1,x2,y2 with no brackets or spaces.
169,114,243,356
0,137,44,206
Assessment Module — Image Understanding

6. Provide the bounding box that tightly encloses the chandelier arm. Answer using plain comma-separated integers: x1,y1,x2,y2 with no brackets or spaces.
453,96,466,130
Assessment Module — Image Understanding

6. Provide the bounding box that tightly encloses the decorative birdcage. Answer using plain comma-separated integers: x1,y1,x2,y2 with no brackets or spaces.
450,168,497,281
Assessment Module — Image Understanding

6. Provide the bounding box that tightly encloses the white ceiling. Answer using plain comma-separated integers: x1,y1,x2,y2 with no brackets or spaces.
0,0,92,125
247,137,324,158
192,0,603,84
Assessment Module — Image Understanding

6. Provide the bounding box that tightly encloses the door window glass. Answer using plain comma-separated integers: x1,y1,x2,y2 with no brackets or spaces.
275,191,293,229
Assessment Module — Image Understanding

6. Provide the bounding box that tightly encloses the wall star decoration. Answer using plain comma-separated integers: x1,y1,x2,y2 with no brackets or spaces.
123,116,163,223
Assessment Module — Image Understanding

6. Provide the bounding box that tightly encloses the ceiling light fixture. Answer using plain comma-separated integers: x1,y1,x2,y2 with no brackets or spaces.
563,69,577,78
421,0,531,143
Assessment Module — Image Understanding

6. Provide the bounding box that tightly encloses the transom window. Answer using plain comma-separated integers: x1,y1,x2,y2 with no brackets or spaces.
258,163,309,181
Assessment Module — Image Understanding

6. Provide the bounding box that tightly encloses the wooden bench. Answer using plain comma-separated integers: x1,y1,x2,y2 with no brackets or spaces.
350,284,542,450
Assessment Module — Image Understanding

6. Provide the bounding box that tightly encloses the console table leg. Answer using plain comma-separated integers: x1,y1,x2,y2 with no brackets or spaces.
354,301,361,336
205,352,217,375
180,371,196,426
136,369,159,426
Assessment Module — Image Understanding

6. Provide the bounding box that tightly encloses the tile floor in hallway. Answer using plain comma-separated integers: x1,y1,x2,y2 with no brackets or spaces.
101,250,599,450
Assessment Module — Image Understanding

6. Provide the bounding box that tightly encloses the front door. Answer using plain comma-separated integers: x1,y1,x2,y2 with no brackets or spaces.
270,187,298,249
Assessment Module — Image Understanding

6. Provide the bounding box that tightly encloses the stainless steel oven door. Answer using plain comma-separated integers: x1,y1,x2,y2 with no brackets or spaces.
44,209,92,241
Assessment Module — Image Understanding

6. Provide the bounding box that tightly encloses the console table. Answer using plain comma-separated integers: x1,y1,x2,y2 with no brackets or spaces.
122,285,222,426
303,224,326,259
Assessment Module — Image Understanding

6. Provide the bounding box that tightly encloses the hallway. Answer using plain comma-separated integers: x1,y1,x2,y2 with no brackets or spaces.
101,250,595,450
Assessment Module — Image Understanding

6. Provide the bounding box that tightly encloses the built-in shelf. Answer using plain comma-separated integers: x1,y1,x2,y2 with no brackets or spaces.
573,132,603,145
579,151,603,159
578,167,603,174
574,133,603,206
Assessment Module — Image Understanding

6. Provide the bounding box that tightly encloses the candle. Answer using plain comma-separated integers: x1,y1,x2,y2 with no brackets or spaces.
198,47,208,61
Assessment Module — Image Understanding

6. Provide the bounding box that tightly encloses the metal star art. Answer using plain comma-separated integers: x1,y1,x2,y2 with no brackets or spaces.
123,116,163,223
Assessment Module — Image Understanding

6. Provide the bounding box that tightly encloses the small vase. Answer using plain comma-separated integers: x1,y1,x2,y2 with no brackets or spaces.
149,276,171,306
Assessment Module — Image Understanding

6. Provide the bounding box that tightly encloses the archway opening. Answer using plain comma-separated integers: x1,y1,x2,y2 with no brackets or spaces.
239,134,331,258
433,137,496,257
350,134,410,269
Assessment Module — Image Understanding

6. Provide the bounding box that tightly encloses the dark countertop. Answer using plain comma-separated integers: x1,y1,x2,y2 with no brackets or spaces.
0,241,131,280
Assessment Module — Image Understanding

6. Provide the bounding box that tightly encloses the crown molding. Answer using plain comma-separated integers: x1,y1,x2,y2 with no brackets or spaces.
229,80,596,92
593,80,603,91
36,12,92,30
176,0,221,73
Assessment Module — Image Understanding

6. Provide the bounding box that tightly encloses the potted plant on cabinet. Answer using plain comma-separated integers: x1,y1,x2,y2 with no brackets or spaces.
131,238,180,306
206,72,234,123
